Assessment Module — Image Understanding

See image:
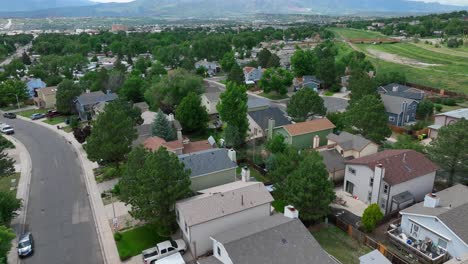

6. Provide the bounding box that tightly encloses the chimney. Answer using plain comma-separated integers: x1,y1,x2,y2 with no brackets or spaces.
241,166,250,182
106,89,111,95
424,193,440,208
393,85,399,92
267,118,275,140
284,205,299,219
227,149,236,163
403,153,407,163
177,130,183,141
86,89,90,94
313,135,320,149
167,113,174,122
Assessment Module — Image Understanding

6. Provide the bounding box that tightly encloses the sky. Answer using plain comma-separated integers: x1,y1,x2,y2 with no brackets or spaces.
90,0,468,4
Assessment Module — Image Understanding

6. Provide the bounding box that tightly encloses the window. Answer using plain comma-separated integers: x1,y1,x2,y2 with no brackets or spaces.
348,167,356,175
410,223,420,238
383,184,389,194
438,238,448,249
217,246,221,256
184,222,188,233
168,247,175,252
389,116,395,122
369,178,374,187
176,210,179,222
380,198,386,209
368,191,372,203
161,249,167,254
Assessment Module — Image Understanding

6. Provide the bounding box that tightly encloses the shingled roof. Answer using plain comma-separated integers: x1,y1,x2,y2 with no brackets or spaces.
248,107,291,131
327,131,375,151
346,149,438,186
282,118,335,136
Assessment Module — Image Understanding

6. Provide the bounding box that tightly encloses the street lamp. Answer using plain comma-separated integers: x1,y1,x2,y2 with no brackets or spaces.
7,93,20,110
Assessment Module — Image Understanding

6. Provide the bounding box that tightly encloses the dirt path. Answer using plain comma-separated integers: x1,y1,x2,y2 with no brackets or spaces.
367,48,441,68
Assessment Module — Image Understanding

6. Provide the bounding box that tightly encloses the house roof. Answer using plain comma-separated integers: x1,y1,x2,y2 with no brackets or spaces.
380,94,418,114
401,184,468,244
319,149,348,173
176,181,273,226
243,66,255,74
178,148,237,177
26,78,46,89
247,97,269,111
327,132,374,151
143,137,168,151
435,108,468,120
37,86,57,96
248,107,291,131
181,140,213,154
211,214,336,264
203,92,221,103
144,137,213,154
282,118,335,136
346,149,438,186
379,83,424,101
359,250,392,264
76,91,118,106
303,75,323,84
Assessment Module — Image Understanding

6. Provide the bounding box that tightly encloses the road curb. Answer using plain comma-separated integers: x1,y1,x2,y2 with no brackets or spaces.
14,116,121,264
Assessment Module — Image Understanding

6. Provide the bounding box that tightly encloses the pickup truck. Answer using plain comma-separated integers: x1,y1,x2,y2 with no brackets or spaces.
0,123,14,135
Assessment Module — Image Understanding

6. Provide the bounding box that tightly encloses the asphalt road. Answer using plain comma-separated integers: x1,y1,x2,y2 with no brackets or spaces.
1,117,103,264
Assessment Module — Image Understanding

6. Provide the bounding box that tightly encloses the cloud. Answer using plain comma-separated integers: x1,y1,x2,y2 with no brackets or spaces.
410,0,468,5
91,0,135,3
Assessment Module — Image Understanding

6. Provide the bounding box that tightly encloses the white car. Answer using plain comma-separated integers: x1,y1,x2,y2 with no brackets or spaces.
154,252,185,264
142,239,186,264
0,123,14,135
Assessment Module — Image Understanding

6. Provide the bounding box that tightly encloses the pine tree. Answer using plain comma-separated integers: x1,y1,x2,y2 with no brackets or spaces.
151,111,176,141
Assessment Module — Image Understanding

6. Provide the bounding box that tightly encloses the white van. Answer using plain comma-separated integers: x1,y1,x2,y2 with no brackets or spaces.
154,252,185,264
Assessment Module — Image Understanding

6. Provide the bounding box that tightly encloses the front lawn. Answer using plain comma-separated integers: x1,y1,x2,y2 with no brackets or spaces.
259,92,289,100
115,224,167,260
17,108,48,118
0,173,20,193
311,225,372,264
43,116,67,125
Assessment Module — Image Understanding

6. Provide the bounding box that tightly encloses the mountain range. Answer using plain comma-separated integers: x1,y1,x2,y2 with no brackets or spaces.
0,0,467,18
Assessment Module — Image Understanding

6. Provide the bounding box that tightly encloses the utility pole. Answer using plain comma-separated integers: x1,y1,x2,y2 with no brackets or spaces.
8,93,20,110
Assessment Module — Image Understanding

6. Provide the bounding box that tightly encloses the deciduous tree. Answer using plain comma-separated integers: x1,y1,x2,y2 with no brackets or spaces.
0,225,15,263
348,71,378,106
0,80,28,107
287,88,326,122
259,68,293,95
176,92,209,133
290,49,317,77
416,100,434,120
56,79,82,115
0,191,21,225
227,63,244,85
118,75,145,103
217,82,249,144
0,146,14,177
362,204,384,232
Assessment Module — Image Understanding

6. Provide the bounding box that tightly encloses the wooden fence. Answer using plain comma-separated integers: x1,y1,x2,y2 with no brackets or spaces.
405,82,468,99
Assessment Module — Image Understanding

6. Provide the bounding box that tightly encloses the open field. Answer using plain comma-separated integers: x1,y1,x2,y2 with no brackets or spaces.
329,27,386,39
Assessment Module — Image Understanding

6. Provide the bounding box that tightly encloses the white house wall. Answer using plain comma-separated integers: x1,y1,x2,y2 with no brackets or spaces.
247,114,265,140
201,95,218,115
344,164,374,204
211,238,234,264
387,172,436,212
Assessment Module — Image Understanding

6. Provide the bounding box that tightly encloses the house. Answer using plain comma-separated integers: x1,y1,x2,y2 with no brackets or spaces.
178,148,238,191
243,66,264,85
34,86,57,109
175,181,274,257
344,149,438,215
134,112,183,146
293,75,323,92
378,83,425,101
381,94,418,127
428,108,468,139
26,78,46,97
195,60,221,76
319,132,378,182
144,137,214,155
388,185,468,263
274,118,335,149
201,92,221,115
74,90,118,121
198,209,336,264
247,98,269,112
359,250,391,264
247,107,291,139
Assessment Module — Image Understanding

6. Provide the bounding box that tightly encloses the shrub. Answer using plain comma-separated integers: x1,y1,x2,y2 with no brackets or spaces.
70,116,79,129
114,232,122,241
441,98,456,106
362,204,384,232
0,135,14,149
324,91,334,96
111,183,121,196
435,104,443,112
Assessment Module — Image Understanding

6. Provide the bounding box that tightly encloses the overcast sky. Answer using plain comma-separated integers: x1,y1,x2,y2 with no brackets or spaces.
90,0,468,5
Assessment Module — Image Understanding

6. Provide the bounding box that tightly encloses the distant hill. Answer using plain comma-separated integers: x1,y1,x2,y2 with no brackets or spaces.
0,0,466,18
0,0,94,12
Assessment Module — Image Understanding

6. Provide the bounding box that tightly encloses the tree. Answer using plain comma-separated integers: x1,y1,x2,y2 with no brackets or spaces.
362,204,384,232
135,57,150,73
0,191,21,225
119,75,145,103
176,92,209,133
316,56,337,89
257,48,273,68
259,68,293,95
85,101,137,164
148,62,167,80
282,151,335,222
217,82,249,144
152,111,176,141
220,51,236,72
0,146,14,177
21,52,31,65
348,71,378,106
385,134,425,153
416,100,434,120
291,49,317,77
0,225,15,263
224,124,242,148
119,146,192,235
227,63,244,85
374,71,406,86
266,53,281,68
0,80,28,107
326,112,346,132
346,95,391,143
265,134,287,154
55,80,82,115
287,88,326,122
268,146,303,192
428,119,468,186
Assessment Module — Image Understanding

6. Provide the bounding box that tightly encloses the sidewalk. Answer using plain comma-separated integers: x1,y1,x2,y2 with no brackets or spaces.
15,115,121,264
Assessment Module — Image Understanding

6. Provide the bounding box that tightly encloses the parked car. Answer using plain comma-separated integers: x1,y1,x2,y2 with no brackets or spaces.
0,124,14,135
31,113,45,120
46,110,60,118
17,232,34,258
154,252,185,264
142,239,186,264
2,112,16,119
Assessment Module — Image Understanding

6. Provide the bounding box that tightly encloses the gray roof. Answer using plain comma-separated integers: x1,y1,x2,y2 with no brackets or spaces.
319,149,347,173
211,214,336,264
359,250,392,264
197,256,222,264
176,181,273,226
436,108,468,120
303,75,323,85
133,124,152,146
248,107,291,131
247,97,269,111
178,148,237,177
327,132,374,151
379,83,425,101
76,91,118,106
401,184,468,244
381,94,417,114
203,92,221,103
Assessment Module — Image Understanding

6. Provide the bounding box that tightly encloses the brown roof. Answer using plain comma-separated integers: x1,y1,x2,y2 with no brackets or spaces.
182,140,212,154
143,137,167,151
38,86,57,96
282,118,335,136
162,140,184,150
243,66,255,73
346,149,438,186
144,137,212,154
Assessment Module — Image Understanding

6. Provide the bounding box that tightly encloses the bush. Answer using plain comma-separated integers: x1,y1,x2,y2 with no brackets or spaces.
0,135,14,149
324,91,334,96
435,104,443,112
114,232,122,241
362,204,383,232
111,183,121,196
70,116,79,129
441,98,456,106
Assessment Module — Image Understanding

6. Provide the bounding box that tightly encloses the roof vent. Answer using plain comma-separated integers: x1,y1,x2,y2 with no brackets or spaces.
284,205,299,219
424,193,440,208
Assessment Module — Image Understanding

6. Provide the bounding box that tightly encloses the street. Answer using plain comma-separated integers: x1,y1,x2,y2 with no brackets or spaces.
0,42,31,67
1,117,103,264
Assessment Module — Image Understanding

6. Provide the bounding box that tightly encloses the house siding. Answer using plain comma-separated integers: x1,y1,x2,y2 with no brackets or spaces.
201,95,218,115
190,168,237,192
290,129,333,149
211,239,234,264
273,127,292,144
247,115,265,140
387,101,418,127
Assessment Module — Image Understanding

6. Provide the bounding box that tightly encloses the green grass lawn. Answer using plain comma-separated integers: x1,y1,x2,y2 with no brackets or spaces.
311,225,372,264
43,116,67,125
17,108,49,118
0,173,20,193
259,92,289,100
116,224,167,260
62,126,73,133
329,27,386,39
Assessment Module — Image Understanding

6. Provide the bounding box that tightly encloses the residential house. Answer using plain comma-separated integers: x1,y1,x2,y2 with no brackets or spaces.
134,112,183,146
195,60,221,76
247,107,291,139
175,181,274,257
344,149,438,215
74,90,118,121
144,136,215,155
428,108,468,139
243,66,264,85
178,148,238,191
388,185,468,263
26,78,46,97
319,132,378,182
274,118,335,149
381,94,418,127
359,250,391,264
198,209,336,264
378,83,425,102
247,98,269,112
201,92,221,115
34,86,57,109
293,75,323,92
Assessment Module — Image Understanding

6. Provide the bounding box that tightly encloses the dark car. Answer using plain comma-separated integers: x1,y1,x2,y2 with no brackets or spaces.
17,233,34,258
31,113,45,120
2,113,16,119
46,110,60,118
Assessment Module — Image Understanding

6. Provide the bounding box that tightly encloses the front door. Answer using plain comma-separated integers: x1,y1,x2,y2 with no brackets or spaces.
345,181,354,195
